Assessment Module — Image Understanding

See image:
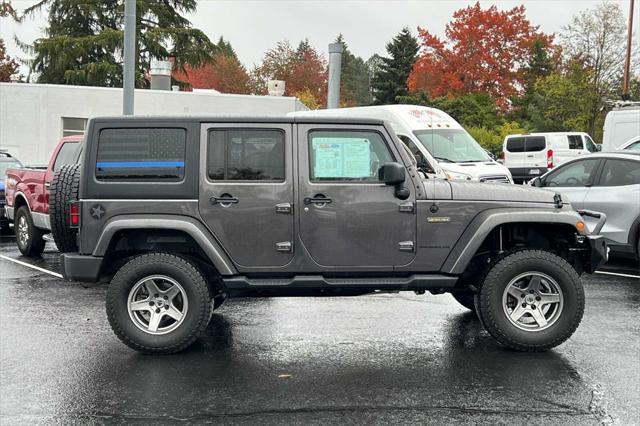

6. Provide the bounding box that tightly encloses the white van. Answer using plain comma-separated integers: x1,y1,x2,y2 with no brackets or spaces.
602,103,640,151
503,132,599,183
289,105,513,183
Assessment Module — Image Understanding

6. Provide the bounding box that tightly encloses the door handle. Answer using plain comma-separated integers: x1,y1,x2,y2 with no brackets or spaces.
44,182,51,189
210,195,239,205
304,195,332,205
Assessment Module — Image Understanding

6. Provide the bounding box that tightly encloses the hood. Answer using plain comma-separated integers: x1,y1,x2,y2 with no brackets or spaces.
441,161,511,178
447,181,560,204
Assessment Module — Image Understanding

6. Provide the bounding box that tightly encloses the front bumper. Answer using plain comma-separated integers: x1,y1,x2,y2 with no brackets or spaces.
578,209,608,273
61,253,104,282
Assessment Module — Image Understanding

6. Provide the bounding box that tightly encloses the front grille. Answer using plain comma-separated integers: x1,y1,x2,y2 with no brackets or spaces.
479,175,511,184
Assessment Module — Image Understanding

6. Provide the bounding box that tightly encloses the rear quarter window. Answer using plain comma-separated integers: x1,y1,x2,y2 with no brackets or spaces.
96,128,186,181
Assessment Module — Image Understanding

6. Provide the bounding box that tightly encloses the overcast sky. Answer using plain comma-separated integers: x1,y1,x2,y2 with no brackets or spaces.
1,0,637,75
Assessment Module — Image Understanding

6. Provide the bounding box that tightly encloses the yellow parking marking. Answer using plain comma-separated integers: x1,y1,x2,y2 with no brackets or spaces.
0,254,63,278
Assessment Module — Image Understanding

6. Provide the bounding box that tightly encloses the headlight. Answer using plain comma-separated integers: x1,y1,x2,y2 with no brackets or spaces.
446,171,474,181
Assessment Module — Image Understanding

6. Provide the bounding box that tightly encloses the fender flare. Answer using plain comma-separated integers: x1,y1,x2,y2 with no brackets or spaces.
93,215,237,276
442,208,583,275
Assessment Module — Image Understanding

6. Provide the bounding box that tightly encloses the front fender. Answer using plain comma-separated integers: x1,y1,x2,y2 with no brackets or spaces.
442,208,585,274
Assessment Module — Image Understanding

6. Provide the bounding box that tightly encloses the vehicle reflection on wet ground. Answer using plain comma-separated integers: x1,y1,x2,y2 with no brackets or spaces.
0,235,638,424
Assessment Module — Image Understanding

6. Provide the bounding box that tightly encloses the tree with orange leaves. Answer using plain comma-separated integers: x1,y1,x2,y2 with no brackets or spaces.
408,2,553,110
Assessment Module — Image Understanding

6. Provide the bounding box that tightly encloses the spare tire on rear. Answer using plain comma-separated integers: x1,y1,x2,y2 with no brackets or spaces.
50,163,80,252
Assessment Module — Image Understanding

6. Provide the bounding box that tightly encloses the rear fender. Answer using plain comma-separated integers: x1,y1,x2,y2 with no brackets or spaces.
93,215,237,276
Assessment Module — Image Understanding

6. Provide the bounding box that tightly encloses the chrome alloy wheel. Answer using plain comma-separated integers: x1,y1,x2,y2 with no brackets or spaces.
17,215,29,247
127,275,188,335
502,272,564,332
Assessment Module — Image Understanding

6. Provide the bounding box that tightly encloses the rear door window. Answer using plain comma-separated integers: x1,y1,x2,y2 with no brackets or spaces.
596,159,640,186
568,135,584,150
544,159,600,187
207,129,285,181
524,136,545,152
96,128,186,181
506,137,525,152
53,142,81,172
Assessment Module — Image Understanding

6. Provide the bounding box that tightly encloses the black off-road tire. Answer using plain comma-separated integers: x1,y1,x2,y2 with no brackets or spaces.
14,205,46,257
49,163,80,253
477,250,584,352
106,253,212,354
451,291,476,313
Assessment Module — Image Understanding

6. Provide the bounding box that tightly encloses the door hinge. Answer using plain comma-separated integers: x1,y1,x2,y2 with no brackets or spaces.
275,203,292,214
398,241,415,252
399,202,415,213
276,241,293,253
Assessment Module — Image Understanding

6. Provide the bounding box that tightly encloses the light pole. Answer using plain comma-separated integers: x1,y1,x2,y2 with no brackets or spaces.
123,0,136,115
622,0,635,100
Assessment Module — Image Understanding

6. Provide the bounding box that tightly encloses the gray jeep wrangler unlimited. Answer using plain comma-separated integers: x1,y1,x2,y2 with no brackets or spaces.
57,116,607,354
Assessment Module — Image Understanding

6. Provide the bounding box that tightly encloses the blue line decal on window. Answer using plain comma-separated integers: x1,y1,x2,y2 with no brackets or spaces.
96,161,185,169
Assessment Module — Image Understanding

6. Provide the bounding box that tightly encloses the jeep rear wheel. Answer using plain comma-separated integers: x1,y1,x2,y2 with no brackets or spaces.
106,253,212,354
477,250,584,352
15,206,45,257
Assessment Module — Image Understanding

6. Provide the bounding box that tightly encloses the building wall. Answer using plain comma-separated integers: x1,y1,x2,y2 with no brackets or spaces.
0,83,308,165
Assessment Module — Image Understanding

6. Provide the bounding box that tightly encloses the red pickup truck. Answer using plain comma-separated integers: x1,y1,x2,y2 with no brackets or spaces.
5,135,83,256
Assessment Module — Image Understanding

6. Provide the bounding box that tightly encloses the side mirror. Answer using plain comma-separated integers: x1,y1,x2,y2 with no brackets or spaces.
596,144,602,152
531,177,543,187
379,162,406,186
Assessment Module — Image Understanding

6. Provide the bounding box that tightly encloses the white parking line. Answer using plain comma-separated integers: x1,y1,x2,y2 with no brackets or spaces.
0,254,63,278
595,270,640,279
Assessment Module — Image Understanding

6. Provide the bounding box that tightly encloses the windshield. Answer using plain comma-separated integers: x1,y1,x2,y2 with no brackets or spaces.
414,129,490,163
0,161,21,176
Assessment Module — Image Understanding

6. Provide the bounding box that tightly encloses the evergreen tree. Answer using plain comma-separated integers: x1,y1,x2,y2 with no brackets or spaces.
334,34,372,106
371,27,419,105
19,0,215,87
1,1,20,82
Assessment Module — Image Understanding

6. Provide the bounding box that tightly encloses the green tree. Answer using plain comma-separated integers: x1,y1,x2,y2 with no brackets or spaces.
371,27,420,105
335,34,372,106
527,60,598,136
19,0,215,87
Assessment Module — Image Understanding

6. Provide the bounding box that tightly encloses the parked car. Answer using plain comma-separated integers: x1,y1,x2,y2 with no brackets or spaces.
602,102,640,151
531,152,640,259
58,116,606,354
617,136,640,151
4,135,83,256
290,105,514,183
0,151,24,232
503,132,600,184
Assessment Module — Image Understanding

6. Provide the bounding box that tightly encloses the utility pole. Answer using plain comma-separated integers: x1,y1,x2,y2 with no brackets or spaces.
327,43,343,109
622,0,635,100
123,0,136,115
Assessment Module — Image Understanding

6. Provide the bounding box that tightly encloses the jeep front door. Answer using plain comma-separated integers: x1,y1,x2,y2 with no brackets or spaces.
199,123,294,269
297,124,416,268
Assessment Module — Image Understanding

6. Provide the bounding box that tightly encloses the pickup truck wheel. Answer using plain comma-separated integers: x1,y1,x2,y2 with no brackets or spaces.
451,291,476,313
50,163,80,253
14,206,45,257
106,253,212,354
477,250,584,352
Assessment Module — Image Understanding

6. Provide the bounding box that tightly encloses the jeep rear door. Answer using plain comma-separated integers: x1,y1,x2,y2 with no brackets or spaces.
296,124,416,268
199,123,294,268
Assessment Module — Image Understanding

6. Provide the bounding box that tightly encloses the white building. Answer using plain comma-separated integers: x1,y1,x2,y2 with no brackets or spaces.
0,83,308,165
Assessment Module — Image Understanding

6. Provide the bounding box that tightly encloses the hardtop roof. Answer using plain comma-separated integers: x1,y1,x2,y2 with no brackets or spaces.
91,115,384,126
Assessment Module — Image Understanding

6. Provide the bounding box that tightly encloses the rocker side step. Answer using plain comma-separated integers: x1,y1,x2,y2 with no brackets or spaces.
222,274,458,291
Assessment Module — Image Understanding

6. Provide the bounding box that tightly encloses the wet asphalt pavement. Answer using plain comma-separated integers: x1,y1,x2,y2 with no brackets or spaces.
0,234,639,425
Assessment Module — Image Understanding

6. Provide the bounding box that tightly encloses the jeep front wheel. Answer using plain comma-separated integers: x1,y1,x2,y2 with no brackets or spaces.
106,253,212,354
477,250,584,352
